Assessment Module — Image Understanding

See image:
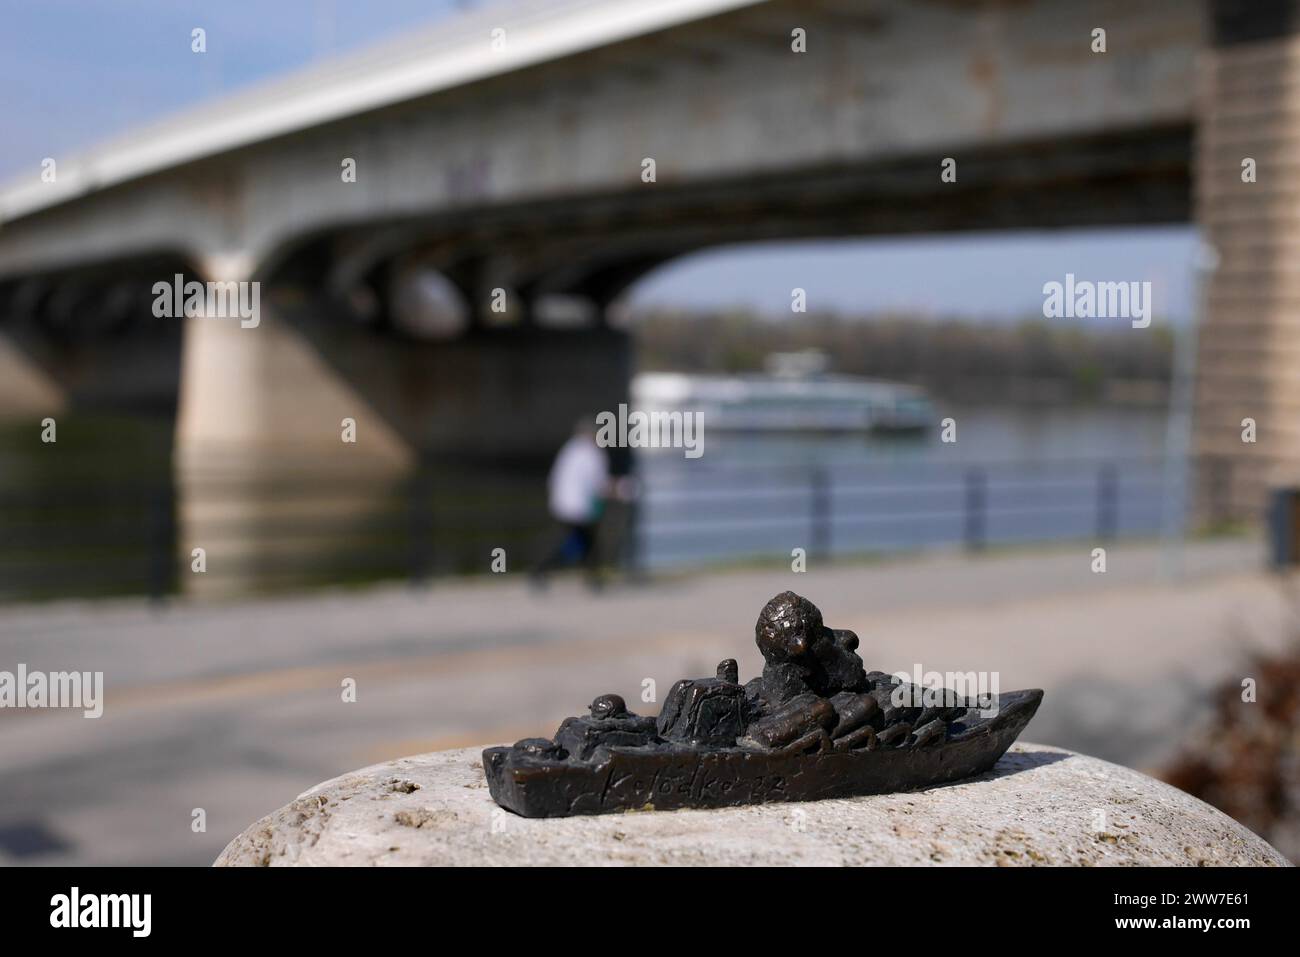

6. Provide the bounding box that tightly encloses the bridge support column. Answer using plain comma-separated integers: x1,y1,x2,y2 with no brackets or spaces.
0,281,63,417
0,333,65,418
174,254,414,596
1194,3,1300,524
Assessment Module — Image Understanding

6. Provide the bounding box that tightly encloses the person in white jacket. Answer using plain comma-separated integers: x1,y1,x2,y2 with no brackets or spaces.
532,417,611,588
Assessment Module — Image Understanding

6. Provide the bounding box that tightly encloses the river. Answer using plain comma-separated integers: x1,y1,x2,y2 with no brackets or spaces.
0,404,1172,599
634,403,1171,567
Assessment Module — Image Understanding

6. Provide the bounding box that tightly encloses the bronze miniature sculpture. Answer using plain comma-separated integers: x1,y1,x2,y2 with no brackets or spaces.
484,591,1042,817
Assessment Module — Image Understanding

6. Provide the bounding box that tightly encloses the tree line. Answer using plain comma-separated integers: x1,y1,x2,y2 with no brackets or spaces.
629,309,1174,404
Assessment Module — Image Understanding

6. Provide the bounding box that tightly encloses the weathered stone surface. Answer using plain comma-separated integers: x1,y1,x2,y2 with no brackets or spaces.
215,743,1290,867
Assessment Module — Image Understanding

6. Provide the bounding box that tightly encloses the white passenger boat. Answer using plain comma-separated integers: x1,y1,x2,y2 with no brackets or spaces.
631,352,934,434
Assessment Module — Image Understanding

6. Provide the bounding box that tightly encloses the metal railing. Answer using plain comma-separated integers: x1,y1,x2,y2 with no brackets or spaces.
0,456,1178,602
636,456,1171,568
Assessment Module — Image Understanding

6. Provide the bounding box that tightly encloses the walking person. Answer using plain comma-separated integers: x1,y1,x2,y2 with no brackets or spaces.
532,417,610,589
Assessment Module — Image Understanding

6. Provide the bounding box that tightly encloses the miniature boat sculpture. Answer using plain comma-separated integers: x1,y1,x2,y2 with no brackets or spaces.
483,591,1043,817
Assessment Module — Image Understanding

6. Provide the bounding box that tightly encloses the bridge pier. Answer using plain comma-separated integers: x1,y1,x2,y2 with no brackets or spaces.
172,252,631,595
0,332,65,418
1194,3,1300,524
174,255,415,596
175,255,416,473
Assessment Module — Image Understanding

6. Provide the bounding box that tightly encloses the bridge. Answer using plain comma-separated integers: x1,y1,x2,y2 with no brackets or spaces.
0,0,1290,562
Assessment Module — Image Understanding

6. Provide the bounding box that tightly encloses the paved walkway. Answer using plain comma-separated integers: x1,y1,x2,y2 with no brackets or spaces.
0,537,1289,864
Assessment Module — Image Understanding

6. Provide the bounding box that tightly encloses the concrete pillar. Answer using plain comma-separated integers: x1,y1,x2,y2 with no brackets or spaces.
174,253,414,597
1194,2,1300,524
172,250,632,596
0,332,65,418
175,260,414,474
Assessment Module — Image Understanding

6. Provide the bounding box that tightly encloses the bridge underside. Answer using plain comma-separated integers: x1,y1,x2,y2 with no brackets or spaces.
0,256,196,426
277,124,1194,312
0,123,1193,471
252,125,1195,471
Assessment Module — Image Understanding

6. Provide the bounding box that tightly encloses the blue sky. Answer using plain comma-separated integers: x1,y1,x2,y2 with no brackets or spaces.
0,0,1198,321
633,228,1197,322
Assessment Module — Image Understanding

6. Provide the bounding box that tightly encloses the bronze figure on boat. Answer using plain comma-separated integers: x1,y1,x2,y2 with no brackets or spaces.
484,591,1043,817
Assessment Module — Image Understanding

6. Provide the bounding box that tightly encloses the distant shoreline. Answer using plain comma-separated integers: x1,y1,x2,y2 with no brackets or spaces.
630,309,1173,408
